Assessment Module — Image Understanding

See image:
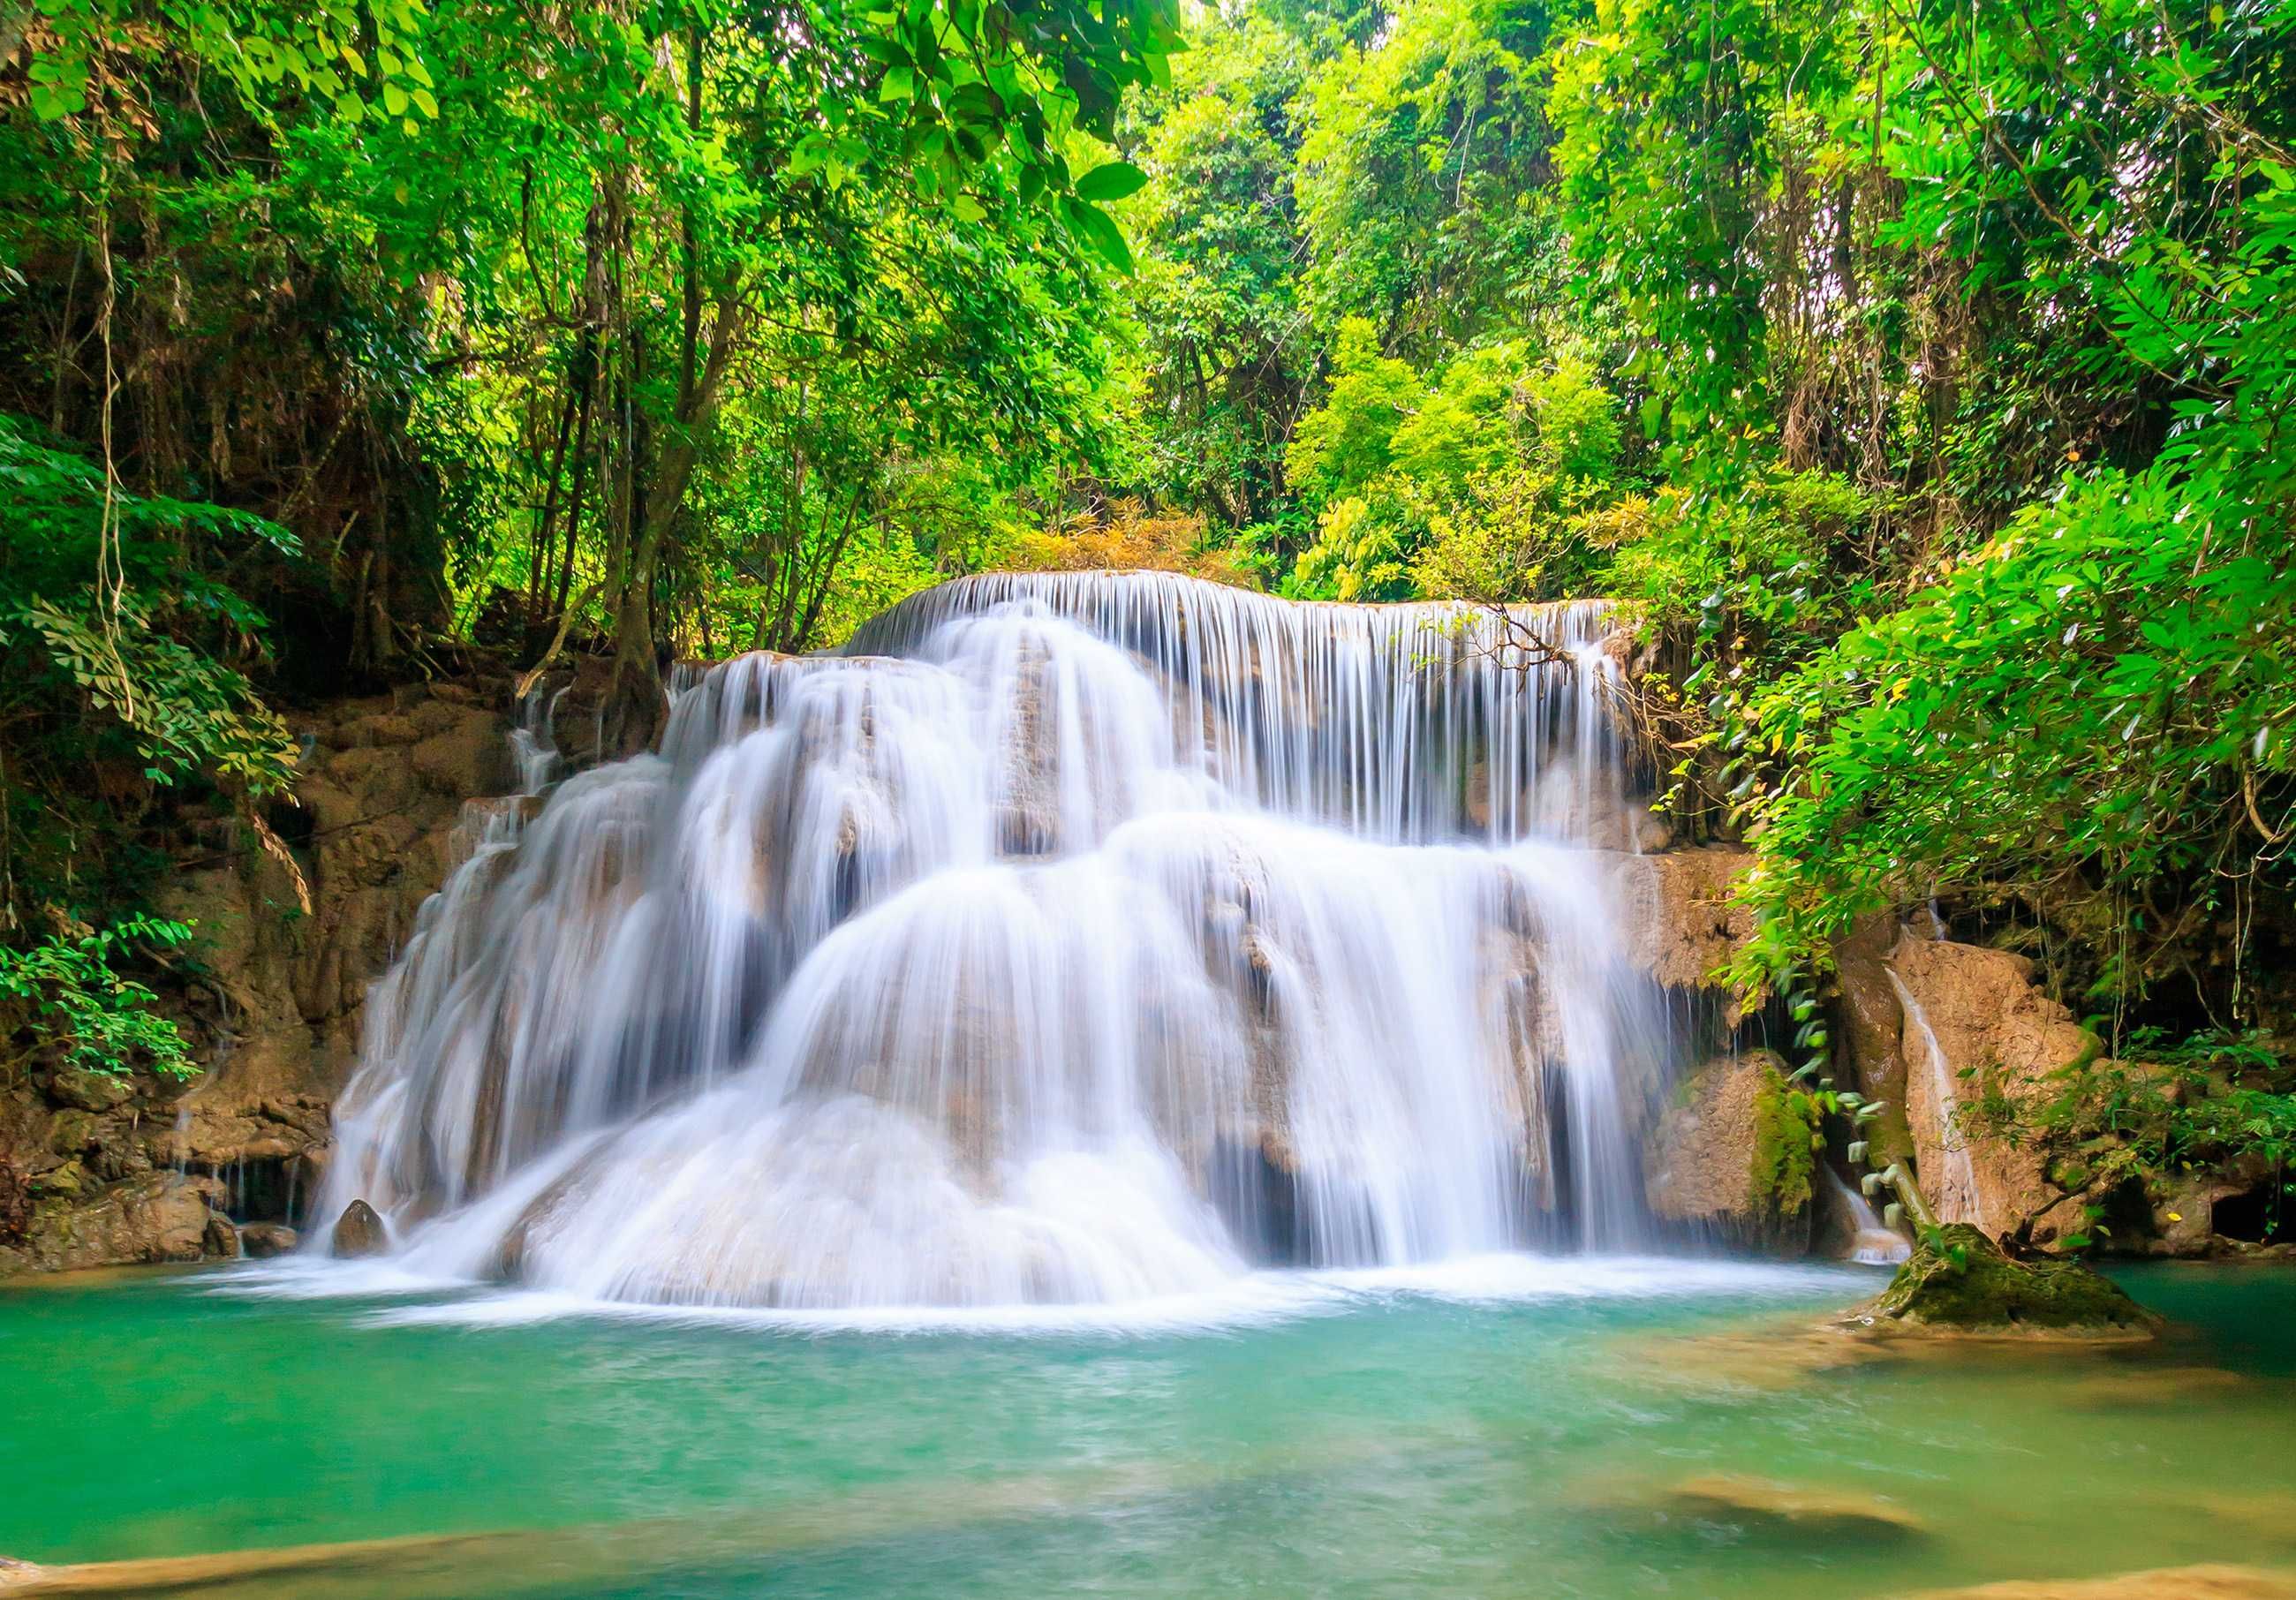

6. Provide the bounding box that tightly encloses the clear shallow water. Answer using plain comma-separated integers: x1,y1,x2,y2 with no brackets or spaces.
4,1259,2295,1597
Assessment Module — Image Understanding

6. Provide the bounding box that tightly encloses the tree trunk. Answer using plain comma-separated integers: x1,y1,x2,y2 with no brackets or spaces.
601,297,746,756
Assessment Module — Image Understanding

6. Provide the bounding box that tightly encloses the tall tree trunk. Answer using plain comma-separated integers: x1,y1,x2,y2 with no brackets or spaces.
601,296,745,754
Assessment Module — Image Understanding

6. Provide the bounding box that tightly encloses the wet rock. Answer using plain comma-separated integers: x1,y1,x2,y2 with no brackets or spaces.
1854,1224,2156,1337
329,1197,389,1257
0,676,509,1280
339,712,422,747
1887,935,2099,1242
1664,1473,1925,1536
1909,1566,2296,1599
1644,1050,1815,1254
1604,847,1755,992
1834,913,1914,1163
16,1172,221,1271
203,1214,240,1257
412,721,510,799
238,1222,299,1258
2151,1172,2259,1257
47,1068,132,1113
46,1111,101,1158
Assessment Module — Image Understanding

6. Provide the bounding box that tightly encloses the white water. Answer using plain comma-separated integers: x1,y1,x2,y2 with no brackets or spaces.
1821,1167,1912,1265
1887,966,1984,1226
317,573,1679,1309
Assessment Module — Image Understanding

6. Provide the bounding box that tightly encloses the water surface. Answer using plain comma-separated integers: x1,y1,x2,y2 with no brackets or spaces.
5,1258,2293,1596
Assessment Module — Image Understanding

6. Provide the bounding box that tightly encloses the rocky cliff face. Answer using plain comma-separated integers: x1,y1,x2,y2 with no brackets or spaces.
1880,933,2098,1248
1643,1049,1817,1252
0,675,513,1275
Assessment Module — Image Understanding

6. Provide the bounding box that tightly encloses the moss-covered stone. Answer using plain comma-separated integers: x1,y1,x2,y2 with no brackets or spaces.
1862,1224,2156,1335
1747,1060,1819,1217
1643,1050,1816,1254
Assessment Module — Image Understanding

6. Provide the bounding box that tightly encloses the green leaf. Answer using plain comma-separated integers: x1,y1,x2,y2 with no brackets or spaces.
1073,160,1148,203
1066,198,1134,274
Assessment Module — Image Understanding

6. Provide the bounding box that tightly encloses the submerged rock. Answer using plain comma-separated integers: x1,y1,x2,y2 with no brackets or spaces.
1910,1566,2296,1599
1664,1473,1925,1536
2067,1364,2248,1408
329,1198,388,1258
1854,1224,2155,1337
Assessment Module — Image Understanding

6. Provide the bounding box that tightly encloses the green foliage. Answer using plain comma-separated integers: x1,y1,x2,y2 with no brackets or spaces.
1995,1030,2296,1239
1748,1059,1821,1218
1289,0,1556,352
4,0,2294,1158
18,0,433,128
0,414,301,929
0,917,196,1079
1288,332,1628,600
1530,0,2296,1039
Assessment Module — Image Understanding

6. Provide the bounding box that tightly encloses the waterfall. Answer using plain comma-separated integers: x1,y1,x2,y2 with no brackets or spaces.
316,574,1676,1309
1886,967,1984,1226
1821,1167,1912,1265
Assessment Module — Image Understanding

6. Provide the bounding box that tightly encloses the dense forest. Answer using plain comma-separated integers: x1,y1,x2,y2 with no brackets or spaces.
3,0,2292,1231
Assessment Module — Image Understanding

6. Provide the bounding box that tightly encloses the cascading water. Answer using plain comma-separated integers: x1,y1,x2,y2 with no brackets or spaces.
1886,966,1984,1226
316,572,1680,1308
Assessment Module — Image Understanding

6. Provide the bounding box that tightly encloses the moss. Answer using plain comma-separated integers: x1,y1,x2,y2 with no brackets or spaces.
1748,1059,1819,1218
1866,1224,2156,1333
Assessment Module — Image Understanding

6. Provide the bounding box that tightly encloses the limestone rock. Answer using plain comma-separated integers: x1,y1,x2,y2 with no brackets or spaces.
46,1067,132,1113
3,675,510,1280
1834,913,1913,1161
1644,1050,1814,1253
1886,935,2097,1242
15,1172,223,1272
1856,1223,2155,1337
204,1214,239,1257
2152,1172,2260,1257
238,1222,299,1258
330,1197,388,1257
1664,1473,1925,1536
1908,1566,2296,1600
1602,846,1755,992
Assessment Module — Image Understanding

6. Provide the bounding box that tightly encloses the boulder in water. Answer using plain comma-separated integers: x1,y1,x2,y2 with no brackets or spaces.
329,1198,389,1258
238,1222,299,1258
1854,1224,2155,1337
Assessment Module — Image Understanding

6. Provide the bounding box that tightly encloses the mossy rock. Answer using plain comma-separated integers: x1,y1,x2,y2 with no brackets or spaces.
1747,1056,1819,1218
1858,1224,2156,1336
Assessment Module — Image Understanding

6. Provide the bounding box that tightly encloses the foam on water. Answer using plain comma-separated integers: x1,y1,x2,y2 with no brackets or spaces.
215,1252,1866,1339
